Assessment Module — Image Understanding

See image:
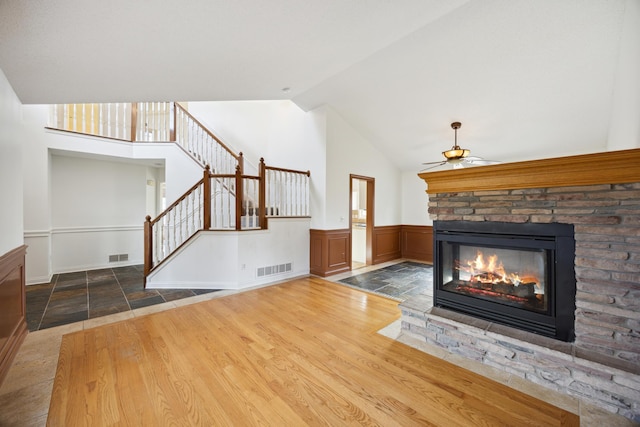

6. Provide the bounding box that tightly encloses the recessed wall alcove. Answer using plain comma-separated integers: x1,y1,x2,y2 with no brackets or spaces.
402,148,640,421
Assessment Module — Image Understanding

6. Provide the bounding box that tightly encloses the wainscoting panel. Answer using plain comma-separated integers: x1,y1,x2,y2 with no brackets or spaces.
372,225,401,265
401,225,433,263
311,225,433,277
0,245,28,386
309,229,350,277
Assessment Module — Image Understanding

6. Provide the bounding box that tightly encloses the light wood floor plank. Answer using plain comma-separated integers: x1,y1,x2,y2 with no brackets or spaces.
48,277,579,426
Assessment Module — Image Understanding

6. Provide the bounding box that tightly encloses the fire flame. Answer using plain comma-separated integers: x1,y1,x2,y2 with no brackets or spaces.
459,250,539,288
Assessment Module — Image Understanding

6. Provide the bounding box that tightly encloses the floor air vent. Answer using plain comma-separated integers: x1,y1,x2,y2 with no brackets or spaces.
257,263,292,278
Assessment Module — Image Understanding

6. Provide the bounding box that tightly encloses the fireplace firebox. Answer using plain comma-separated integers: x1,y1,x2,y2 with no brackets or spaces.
434,221,576,342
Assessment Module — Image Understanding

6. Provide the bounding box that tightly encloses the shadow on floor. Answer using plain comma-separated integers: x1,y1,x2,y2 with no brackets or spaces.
26,265,219,331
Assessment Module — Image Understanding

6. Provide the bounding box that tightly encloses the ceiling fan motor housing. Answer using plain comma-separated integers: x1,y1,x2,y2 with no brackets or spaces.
443,122,469,160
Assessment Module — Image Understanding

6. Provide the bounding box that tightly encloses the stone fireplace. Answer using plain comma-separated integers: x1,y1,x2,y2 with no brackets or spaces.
433,220,576,342
401,148,640,421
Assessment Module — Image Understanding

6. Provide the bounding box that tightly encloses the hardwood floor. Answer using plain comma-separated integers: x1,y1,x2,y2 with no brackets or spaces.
48,277,579,426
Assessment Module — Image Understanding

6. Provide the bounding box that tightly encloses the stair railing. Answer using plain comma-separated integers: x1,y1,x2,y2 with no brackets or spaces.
144,161,310,276
173,103,243,174
260,158,311,218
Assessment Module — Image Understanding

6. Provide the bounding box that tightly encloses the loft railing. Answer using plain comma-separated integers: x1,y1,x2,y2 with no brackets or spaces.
48,102,172,141
144,159,310,275
47,102,243,173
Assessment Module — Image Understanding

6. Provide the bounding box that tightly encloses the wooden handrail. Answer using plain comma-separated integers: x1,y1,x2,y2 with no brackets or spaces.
149,178,205,226
174,103,243,165
264,164,311,176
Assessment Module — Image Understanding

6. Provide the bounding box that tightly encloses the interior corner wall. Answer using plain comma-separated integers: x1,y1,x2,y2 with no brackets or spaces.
0,68,24,256
607,0,640,150
325,106,401,229
401,171,431,226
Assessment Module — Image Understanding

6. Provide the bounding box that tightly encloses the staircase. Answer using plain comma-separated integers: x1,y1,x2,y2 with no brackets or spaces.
48,102,311,287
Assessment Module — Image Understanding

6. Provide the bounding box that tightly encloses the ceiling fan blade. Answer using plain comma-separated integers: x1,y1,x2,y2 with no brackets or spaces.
463,158,501,166
419,161,447,172
421,160,448,165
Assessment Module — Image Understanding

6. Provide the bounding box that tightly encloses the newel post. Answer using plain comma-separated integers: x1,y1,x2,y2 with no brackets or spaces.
144,215,152,276
203,165,211,230
259,157,267,229
235,165,243,230
130,103,138,141
237,152,244,174
169,102,176,142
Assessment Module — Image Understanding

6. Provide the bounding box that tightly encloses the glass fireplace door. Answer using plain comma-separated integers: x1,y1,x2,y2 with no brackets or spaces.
433,221,576,342
440,242,549,314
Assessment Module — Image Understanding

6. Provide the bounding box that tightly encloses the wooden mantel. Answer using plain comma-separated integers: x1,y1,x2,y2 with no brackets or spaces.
418,148,640,194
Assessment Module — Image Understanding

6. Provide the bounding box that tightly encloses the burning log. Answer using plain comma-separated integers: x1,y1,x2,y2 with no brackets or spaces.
457,277,537,299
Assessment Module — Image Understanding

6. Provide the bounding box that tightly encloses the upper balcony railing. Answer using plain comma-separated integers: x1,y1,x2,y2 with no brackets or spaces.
48,102,243,174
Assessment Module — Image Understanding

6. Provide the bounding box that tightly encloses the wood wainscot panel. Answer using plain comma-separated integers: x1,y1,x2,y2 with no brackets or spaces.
0,245,28,387
373,225,401,264
309,229,351,277
401,225,433,263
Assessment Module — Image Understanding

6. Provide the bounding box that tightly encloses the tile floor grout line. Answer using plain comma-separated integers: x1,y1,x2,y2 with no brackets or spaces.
85,270,89,323
36,274,58,331
112,267,134,312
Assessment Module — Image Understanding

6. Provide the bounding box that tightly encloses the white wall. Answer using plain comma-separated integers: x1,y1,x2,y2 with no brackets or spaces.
187,101,321,173
325,106,401,228
607,0,640,150
147,218,310,289
21,105,52,282
401,171,431,226
50,155,148,272
0,68,23,256
187,101,328,228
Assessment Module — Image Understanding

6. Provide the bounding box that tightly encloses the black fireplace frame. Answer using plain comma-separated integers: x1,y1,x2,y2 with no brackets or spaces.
433,221,576,342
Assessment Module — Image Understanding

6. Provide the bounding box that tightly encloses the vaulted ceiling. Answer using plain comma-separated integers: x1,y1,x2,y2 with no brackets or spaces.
0,0,630,171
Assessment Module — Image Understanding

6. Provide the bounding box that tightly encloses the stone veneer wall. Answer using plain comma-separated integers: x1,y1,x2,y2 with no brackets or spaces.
403,181,640,420
427,182,640,368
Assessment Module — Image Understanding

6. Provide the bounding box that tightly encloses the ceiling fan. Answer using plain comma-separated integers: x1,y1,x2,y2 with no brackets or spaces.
421,122,500,171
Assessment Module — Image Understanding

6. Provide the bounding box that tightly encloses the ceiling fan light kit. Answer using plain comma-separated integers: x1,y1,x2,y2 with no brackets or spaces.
442,121,470,161
442,148,470,161
421,121,500,171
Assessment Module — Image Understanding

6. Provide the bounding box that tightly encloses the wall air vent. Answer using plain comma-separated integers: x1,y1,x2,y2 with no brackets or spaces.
257,263,292,278
108,254,129,263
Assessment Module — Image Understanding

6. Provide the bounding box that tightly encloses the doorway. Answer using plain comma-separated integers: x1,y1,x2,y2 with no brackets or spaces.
350,175,374,270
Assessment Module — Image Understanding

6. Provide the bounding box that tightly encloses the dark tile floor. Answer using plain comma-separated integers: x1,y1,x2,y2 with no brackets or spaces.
26,265,218,331
338,261,433,301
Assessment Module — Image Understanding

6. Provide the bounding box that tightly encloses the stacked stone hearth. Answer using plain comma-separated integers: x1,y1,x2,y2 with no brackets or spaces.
404,152,640,422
